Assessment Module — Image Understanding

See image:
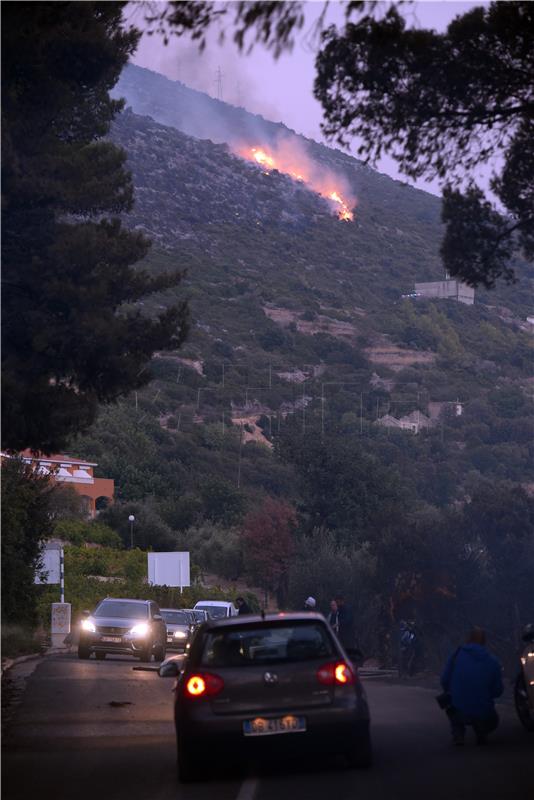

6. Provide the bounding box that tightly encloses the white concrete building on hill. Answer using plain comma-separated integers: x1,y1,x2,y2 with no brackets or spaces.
414,277,474,305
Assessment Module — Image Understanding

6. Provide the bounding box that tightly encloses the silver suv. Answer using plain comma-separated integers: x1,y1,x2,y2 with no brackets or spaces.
78,598,167,662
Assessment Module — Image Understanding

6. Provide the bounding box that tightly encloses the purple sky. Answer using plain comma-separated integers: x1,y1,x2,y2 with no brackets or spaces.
128,1,491,195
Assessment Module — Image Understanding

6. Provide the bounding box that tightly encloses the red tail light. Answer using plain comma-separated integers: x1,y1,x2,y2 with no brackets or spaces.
184,672,224,698
317,661,355,686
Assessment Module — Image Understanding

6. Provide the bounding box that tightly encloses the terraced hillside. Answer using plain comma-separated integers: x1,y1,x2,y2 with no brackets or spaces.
70,67,533,560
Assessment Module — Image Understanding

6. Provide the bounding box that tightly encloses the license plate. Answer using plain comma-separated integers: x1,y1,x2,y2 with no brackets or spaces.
101,636,121,643
243,716,306,737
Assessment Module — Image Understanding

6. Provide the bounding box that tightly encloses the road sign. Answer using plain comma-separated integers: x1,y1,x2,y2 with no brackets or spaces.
147,552,190,589
34,547,61,584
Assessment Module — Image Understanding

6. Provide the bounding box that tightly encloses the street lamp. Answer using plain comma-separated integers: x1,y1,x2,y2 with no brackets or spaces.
128,515,135,549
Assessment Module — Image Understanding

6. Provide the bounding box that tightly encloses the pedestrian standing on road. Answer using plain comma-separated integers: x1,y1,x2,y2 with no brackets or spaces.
327,599,339,635
398,620,418,677
235,597,252,615
440,627,504,746
335,594,354,649
304,596,316,611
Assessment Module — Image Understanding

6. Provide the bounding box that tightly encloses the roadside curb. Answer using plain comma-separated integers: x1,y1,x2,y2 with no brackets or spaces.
1,646,71,676
1,652,42,676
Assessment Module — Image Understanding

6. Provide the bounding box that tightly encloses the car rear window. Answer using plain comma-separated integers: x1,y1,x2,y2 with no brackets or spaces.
94,601,148,620
201,623,334,667
161,610,191,625
196,605,228,619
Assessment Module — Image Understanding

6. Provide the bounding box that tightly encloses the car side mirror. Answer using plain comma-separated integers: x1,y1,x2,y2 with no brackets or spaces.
153,614,163,621
158,657,183,678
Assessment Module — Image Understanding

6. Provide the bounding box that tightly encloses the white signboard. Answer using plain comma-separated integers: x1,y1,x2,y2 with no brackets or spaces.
34,548,61,584
148,552,190,588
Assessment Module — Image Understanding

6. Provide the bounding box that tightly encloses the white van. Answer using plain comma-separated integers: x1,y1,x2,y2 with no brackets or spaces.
193,600,238,619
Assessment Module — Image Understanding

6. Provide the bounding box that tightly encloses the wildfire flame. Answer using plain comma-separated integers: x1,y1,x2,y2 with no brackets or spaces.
252,148,276,170
328,191,353,222
246,146,354,222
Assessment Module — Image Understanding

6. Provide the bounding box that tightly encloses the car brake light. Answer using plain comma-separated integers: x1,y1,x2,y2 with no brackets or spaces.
185,673,224,698
317,661,355,686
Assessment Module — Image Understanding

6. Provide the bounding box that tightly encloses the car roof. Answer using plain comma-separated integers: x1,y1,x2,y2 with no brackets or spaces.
160,607,191,613
99,597,150,605
202,612,326,630
195,600,233,606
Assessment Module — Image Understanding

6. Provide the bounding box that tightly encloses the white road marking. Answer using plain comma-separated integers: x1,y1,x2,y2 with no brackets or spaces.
235,776,258,800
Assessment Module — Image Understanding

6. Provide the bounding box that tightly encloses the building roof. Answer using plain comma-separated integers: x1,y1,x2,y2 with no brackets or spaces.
375,414,402,428
399,410,433,425
20,449,97,467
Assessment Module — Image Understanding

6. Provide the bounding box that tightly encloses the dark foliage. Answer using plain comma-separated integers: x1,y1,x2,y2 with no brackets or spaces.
1,459,56,625
1,2,189,453
315,3,534,286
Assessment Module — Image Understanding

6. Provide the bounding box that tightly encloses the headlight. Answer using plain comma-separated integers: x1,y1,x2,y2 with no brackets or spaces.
174,630,187,639
130,623,150,637
81,619,96,633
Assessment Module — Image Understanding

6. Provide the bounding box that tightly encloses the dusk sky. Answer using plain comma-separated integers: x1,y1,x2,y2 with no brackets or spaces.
128,1,492,195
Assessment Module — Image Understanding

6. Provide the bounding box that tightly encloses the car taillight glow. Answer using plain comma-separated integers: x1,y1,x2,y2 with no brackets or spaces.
186,676,206,696
317,661,355,686
185,673,224,698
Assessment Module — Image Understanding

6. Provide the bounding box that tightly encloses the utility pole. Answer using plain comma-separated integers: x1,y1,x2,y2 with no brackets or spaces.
215,66,223,100
237,423,244,488
60,548,65,604
321,384,325,437
128,515,135,550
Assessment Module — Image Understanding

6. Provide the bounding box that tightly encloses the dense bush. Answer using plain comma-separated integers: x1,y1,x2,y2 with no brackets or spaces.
53,520,122,548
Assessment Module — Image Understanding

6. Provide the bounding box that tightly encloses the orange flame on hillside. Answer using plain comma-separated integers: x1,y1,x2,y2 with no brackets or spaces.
244,145,354,222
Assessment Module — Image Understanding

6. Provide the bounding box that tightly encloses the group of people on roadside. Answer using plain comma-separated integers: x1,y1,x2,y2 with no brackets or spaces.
304,594,355,650
305,596,504,747
239,593,504,747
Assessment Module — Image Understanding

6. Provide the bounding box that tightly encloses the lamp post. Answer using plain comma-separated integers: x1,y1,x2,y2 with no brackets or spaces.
128,515,135,549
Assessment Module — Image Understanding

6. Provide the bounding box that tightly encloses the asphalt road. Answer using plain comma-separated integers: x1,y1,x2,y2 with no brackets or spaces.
2,652,533,800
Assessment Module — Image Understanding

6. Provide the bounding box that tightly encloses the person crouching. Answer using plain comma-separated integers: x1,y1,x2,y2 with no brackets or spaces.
440,627,503,746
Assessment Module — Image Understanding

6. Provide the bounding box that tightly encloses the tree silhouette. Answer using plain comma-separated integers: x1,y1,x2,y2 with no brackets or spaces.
2,3,188,452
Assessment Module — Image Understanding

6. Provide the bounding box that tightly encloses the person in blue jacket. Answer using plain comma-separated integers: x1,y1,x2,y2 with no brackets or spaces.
440,627,504,745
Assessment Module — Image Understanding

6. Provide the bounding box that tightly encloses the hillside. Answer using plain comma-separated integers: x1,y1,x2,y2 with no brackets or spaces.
69,64,533,548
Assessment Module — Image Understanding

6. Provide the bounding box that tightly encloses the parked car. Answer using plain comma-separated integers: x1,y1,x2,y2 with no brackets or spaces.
193,600,238,619
185,608,209,626
158,611,372,781
515,623,534,731
160,608,195,651
78,598,167,662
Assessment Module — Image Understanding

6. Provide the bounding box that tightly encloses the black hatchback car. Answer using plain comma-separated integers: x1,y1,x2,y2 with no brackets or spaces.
78,598,167,662
159,612,371,781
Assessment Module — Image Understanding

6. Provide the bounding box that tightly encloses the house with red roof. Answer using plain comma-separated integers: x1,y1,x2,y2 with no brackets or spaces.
20,450,114,518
